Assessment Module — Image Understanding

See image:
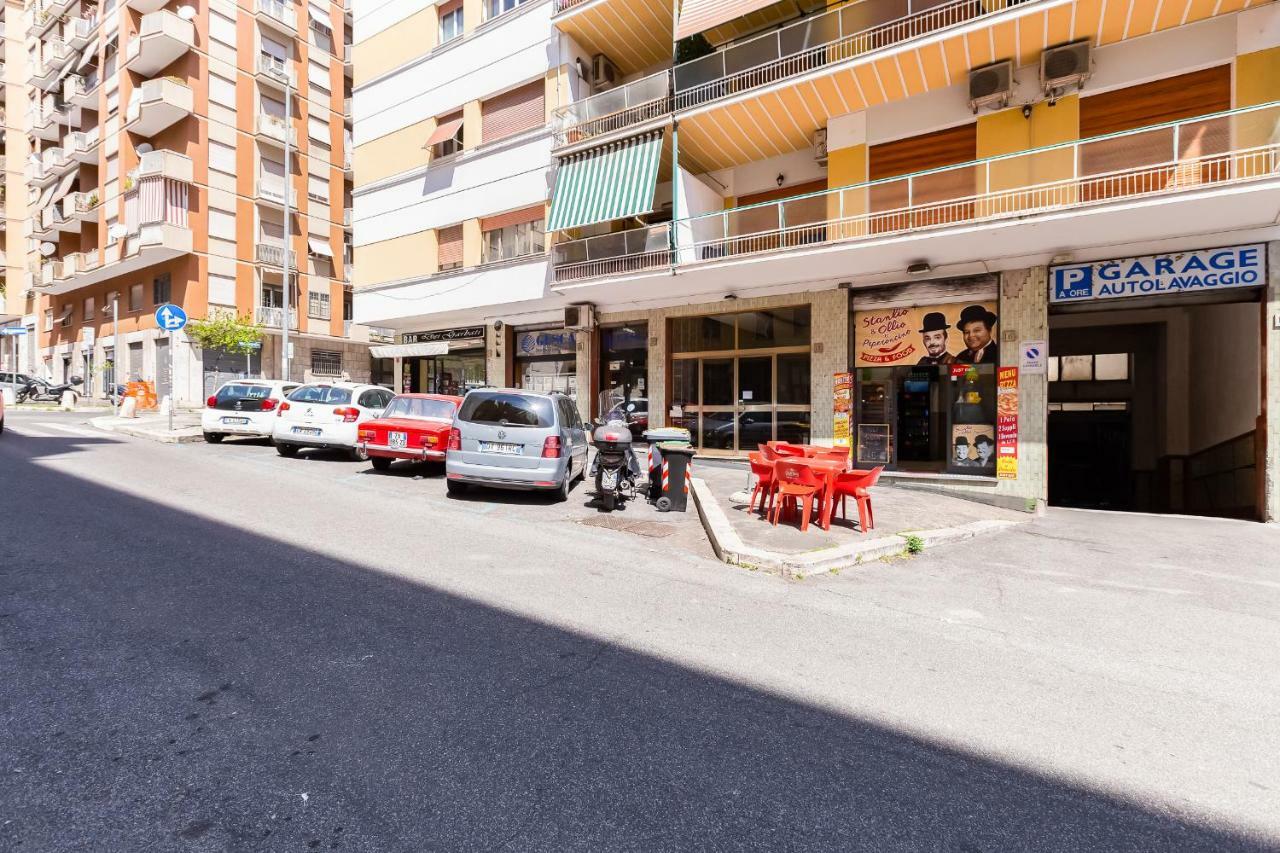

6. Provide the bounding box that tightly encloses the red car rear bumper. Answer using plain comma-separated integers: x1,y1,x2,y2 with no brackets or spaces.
360,443,445,461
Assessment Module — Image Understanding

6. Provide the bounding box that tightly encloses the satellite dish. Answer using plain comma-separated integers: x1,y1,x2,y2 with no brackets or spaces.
39,242,57,257
108,224,128,240
176,5,196,19
135,142,154,155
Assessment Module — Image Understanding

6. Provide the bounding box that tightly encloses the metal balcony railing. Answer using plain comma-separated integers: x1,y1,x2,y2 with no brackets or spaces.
256,0,297,29
255,305,299,328
256,243,297,267
257,52,294,85
552,102,1280,283
551,70,671,148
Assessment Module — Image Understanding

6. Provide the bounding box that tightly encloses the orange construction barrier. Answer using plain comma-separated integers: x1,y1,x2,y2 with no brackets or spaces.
125,380,159,412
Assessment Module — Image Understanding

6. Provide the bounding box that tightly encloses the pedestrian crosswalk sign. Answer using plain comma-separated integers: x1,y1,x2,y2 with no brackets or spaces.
155,303,188,332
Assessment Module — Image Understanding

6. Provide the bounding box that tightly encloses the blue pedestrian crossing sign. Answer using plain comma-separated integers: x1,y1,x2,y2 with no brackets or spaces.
155,303,188,332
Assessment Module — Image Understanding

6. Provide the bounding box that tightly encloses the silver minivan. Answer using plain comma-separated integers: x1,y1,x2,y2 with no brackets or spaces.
445,389,588,501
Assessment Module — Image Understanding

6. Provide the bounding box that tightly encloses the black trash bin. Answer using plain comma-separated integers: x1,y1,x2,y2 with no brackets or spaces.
654,443,695,512
643,428,691,502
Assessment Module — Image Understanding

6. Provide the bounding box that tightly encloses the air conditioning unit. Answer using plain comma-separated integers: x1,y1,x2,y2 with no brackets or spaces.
968,60,1014,113
591,54,619,92
564,304,596,331
1041,41,1092,98
812,127,828,165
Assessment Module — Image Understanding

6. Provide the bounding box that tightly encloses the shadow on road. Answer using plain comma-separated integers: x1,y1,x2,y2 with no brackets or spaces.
0,435,1270,851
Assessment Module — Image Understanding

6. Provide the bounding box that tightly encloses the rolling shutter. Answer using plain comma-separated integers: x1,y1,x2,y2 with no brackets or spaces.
869,123,977,180
437,225,464,267
481,81,545,145
481,204,544,232
1080,66,1231,137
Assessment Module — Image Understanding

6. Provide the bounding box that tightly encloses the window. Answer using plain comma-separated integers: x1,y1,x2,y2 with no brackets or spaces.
485,0,532,20
458,391,554,427
209,10,236,46
307,173,328,202
208,209,236,241
289,383,350,402
307,290,331,320
208,274,236,306
437,224,463,271
44,309,53,331
105,291,120,313
481,216,544,264
382,396,459,421
310,349,342,375
309,18,333,53
60,305,74,327
210,141,236,175
433,112,464,158
105,216,119,243
129,283,144,311
152,273,171,306
308,60,330,95
308,115,330,145
1048,353,1131,383
105,154,118,182
439,1,463,43
84,296,95,321
209,73,236,108
480,80,544,144
106,87,119,115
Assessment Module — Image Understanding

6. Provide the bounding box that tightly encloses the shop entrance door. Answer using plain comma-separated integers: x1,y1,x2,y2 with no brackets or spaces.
677,354,809,454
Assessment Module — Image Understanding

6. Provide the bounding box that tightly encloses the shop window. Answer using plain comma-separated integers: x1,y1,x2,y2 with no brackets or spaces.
737,307,812,350
481,218,544,264
310,349,342,375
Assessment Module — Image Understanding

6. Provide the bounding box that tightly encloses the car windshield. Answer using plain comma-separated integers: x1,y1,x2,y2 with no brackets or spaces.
458,392,553,428
216,383,272,402
382,397,457,421
288,385,353,405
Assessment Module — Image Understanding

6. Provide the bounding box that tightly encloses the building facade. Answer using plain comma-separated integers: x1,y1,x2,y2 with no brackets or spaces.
351,0,1280,521
1,0,377,404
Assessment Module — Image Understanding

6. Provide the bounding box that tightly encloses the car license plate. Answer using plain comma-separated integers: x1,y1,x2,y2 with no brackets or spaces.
601,469,618,489
389,431,407,449
292,427,322,436
222,417,249,425
480,441,521,455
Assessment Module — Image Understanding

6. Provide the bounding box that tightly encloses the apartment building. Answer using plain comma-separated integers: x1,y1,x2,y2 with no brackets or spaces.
2,0,35,357
10,0,376,405
351,0,1280,522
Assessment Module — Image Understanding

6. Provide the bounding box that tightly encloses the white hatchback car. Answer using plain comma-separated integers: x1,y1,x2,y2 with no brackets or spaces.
271,382,395,460
202,380,300,443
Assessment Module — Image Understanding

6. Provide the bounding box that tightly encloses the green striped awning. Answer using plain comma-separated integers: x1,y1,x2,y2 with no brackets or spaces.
547,132,663,232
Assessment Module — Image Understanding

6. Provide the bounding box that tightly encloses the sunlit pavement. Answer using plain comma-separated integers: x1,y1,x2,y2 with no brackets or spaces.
2,409,1277,851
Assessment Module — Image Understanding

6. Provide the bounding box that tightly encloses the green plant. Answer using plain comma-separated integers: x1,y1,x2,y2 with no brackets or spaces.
903,534,924,555
185,313,264,355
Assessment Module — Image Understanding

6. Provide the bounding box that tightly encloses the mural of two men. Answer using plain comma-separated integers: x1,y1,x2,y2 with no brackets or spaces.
916,305,1000,366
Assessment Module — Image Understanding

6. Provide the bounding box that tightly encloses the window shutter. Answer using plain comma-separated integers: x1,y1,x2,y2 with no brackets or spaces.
481,204,544,232
437,225,464,267
481,80,545,144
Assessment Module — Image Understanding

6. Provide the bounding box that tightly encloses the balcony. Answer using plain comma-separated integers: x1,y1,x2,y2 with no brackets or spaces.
256,243,298,268
69,14,99,49
125,11,195,77
64,72,102,108
66,127,101,163
255,305,299,329
41,146,72,176
255,175,297,208
256,53,296,90
551,102,1280,289
35,217,192,297
124,77,194,137
255,112,297,147
551,70,670,150
40,201,77,233
137,148,194,183
26,105,60,142
29,38,74,91
124,0,170,13
69,190,101,221
255,0,298,35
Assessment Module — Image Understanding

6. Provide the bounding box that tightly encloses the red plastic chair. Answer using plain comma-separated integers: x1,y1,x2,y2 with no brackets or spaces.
746,451,776,517
828,466,883,534
758,443,781,462
769,460,825,531
814,448,851,465
773,443,806,458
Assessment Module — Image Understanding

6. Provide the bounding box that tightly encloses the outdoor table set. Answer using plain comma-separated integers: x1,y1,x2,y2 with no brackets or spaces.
748,441,884,534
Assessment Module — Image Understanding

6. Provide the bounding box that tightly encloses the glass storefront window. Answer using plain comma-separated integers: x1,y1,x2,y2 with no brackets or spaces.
776,354,810,405
671,314,735,352
737,307,811,349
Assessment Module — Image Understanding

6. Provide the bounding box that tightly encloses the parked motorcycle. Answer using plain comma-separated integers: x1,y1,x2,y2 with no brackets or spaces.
17,376,83,404
590,417,641,512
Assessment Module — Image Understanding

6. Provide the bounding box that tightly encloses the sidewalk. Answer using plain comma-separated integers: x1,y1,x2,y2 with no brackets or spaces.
691,460,1026,577
90,411,205,443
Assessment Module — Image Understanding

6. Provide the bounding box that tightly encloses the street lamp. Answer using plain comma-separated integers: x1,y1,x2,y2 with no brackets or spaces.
273,66,293,383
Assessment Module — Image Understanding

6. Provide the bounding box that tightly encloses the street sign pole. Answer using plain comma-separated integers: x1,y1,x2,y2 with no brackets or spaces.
169,329,176,433
153,304,188,432
112,298,120,417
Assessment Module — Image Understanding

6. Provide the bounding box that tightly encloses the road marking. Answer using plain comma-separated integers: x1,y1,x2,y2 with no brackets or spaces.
38,422,112,438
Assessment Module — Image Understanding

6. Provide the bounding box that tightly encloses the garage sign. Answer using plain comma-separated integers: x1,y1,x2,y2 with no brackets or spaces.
1050,244,1265,304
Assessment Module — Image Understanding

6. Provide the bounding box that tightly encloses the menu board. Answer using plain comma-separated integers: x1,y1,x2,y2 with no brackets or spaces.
996,367,1018,479
854,301,999,368
833,372,852,449
857,424,892,465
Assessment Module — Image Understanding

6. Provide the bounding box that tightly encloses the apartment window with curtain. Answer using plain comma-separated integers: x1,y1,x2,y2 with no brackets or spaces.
437,224,464,271
307,173,328,202
209,73,236,108
308,115,330,145
438,0,463,43
309,6,333,54
481,207,545,264
308,290,331,320
485,0,531,21
83,296,95,321
481,80,544,144
308,60,330,97
129,283,144,312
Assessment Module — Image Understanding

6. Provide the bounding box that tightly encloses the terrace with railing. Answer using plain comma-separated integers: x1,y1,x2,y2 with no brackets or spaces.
552,102,1280,282
551,0,1051,149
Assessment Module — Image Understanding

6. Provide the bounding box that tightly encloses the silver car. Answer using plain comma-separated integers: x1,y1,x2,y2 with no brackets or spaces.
445,389,588,501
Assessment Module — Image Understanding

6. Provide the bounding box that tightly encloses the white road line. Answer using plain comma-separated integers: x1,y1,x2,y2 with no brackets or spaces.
40,422,111,438
4,423,59,437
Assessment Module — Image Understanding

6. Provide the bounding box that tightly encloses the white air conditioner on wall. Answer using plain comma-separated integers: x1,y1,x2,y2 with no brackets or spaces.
968,60,1014,114
591,54,619,92
564,304,596,331
1040,41,1093,98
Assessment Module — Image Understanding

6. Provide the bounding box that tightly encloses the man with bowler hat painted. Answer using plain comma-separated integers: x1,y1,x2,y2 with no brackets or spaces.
957,304,999,364
915,311,956,365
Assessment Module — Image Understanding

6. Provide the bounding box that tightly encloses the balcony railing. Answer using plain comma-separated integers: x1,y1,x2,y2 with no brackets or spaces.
551,71,671,149
552,102,1280,282
256,305,299,328
256,0,298,30
257,52,295,86
256,112,297,144
256,243,297,267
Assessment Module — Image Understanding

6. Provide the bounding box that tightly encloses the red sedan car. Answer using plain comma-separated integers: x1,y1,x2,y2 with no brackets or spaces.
356,393,463,471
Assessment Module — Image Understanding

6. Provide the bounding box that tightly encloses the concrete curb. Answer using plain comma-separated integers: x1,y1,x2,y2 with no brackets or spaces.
90,416,206,444
690,477,1020,578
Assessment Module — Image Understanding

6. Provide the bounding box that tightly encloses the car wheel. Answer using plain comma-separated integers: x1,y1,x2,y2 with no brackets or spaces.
276,442,299,458
446,479,468,496
370,456,392,471
554,474,571,503
349,445,369,462
203,432,224,444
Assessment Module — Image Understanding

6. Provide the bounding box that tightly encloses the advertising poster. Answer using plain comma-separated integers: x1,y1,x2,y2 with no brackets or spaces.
833,372,853,448
854,301,1000,368
950,423,996,472
996,366,1018,479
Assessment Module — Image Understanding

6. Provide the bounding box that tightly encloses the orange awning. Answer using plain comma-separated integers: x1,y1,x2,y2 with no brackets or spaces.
675,0,779,41
423,118,464,149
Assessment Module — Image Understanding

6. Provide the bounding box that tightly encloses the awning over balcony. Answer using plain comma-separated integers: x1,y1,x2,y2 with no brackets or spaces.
308,237,334,257
369,341,449,358
547,131,663,232
675,0,778,41
51,170,78,204
423,118,464,149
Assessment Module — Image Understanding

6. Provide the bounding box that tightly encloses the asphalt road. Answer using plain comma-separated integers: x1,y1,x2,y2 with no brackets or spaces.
1,410,1277,852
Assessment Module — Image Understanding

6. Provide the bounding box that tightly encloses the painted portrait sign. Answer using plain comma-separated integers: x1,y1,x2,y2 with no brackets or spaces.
854,302,1000,368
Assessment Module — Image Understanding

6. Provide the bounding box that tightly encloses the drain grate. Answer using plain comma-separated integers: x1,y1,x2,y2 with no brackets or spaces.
577,516,678,538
